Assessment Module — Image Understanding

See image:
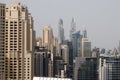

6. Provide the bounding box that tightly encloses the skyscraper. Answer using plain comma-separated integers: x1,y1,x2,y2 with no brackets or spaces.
34,46,50,77
54,37,59,56
78,38,91,57
70,18,76,41
42,25,54,77
99,53,120,80
72,31,81,57
61,44,69,64
73,57,85,80
0,3,5,80
77,58,98,80
73,57,98,80
53,56,63,77
3,2,35,80
58,19,64,44
43,25,54,54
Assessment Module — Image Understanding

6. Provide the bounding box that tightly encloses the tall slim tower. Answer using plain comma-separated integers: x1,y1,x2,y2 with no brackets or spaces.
4,2,34,80
72,31,81,57
0,3,5,80
58,19,64,44
70,18,76,41
43,25,54,53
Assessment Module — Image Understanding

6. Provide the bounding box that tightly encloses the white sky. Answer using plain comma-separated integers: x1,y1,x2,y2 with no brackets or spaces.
1,0,120,49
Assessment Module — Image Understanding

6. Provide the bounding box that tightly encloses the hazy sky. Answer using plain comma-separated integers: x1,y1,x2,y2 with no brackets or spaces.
1,0,120,50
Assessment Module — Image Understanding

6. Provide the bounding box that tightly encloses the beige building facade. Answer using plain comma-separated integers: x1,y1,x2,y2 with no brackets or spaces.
78,38,91,58
43,26,54,52
0,2,35,80
42,26,60,77
42,26,54,77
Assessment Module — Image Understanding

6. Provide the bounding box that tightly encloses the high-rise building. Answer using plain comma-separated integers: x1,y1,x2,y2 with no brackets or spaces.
72,31,81,57
53,56,63,77
58,19,64,44
61,44,69,64
48,58,54,77
64,42,73,66
58,19,65,57
78,38,91,57
3,2,35,80
70,18,76,41
43,25,54,54
77,58,98,80
54,61,68,78
0,3,5,80
98,53,120,80
58,41,73,78
34,46,50,77
54,37,59,56
73,57,98,80
42,26,55,77
73,57,85,80
66,42,73,78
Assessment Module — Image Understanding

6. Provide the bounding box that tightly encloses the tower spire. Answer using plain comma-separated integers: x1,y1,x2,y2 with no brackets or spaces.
71,18,76,32
82,25,87,38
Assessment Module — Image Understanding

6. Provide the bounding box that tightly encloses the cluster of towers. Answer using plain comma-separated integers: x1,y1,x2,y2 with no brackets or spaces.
58,18,91,58
34,17,91,79
1,1,120,80
0,2,91,80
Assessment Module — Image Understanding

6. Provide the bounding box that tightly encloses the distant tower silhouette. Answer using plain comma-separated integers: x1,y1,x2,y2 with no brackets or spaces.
82,26,87,38
70,18,76,41
58,19,65,44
